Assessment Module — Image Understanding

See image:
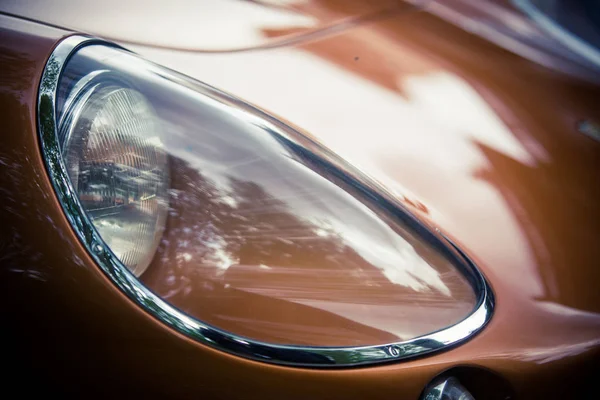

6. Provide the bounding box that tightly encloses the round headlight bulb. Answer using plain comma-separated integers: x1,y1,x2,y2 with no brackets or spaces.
59,81,169,276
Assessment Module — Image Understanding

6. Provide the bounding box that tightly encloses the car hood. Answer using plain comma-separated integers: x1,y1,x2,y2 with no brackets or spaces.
0,0,423,51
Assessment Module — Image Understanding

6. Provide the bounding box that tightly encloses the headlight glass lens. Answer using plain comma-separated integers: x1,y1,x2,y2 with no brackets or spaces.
59,80,168,277
40,41,492,365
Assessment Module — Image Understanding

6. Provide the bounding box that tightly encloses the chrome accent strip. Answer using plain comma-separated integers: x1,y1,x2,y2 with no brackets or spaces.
38,35,494,368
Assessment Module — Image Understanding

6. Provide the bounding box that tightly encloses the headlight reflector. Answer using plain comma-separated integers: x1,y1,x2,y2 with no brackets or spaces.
59,80,168,277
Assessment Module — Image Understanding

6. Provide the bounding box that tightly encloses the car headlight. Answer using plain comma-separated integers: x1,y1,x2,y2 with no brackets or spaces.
59,78,168,277
38,36,493,367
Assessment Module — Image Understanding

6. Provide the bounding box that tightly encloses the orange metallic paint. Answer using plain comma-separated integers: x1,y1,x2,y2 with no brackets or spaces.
1,0,599,397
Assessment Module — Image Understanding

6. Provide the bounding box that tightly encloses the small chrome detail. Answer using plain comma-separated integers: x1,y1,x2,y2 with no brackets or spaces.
387,345,401,357
38,35,494,368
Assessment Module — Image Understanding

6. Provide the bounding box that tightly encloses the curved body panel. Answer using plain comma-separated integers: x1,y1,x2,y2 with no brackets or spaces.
0,0,422,52
0,3,599,398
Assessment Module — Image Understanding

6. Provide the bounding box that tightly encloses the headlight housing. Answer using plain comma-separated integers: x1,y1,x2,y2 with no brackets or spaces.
38,36,493,367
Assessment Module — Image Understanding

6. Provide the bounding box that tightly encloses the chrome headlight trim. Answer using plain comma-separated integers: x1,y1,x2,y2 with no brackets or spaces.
38,35,494,368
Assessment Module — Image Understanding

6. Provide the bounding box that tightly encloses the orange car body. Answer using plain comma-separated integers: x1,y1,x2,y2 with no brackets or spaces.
0,1,598,398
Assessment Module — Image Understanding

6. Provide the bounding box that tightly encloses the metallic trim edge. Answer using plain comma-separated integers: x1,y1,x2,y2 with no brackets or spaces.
38,34,494,368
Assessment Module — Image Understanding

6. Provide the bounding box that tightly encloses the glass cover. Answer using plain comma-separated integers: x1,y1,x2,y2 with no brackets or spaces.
57,45,479,347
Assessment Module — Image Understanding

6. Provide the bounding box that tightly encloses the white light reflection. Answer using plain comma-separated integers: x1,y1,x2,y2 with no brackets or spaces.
0,0,318,51
401,72,536,168
312,219,451,295
204,237,237,270
513,338,600,364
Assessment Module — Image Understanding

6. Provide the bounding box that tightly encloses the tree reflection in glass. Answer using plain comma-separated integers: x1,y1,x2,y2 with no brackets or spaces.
142,153,476,347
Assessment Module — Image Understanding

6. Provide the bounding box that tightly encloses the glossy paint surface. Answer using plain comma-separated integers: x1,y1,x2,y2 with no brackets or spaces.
0,3,599,399
0,0,421,51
